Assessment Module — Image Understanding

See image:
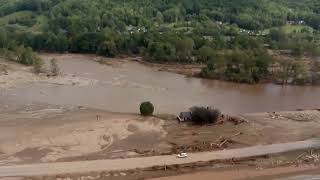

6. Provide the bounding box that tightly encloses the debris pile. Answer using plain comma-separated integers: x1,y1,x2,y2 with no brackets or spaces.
283,113,317,122
269,112,282,119
172,132,243,153
296,150,320,163
216,115,248,125
268,111,319,122
225,116,248,125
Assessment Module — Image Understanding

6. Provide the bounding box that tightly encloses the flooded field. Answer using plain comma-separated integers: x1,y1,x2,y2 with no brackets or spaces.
1,53,319,114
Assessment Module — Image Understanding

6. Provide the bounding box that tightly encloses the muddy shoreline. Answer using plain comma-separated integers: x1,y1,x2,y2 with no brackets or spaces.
118,54,320,86
129,57,204,77
1,106,320,179
0,103,319,164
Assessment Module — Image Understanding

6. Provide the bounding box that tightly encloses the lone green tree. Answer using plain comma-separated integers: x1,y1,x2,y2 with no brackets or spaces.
140,101,154,116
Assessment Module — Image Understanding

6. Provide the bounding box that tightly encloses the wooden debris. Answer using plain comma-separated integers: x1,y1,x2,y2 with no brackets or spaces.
295,152,307,161
295,150,320,163
172,132,243,153
227,116,249,125
215,115,249,125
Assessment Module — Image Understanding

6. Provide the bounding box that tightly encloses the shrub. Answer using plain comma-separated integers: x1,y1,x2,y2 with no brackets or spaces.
50,58,60,76
33,56,44,74
190,106,221,125
12,46,44,73
140,101,154,116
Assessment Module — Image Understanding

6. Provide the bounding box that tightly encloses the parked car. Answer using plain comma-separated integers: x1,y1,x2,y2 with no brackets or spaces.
177,153,188,158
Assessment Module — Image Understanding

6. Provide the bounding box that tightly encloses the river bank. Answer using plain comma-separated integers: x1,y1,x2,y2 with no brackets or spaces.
132,51,320,86
0,102,320,169
0,101,320,179
0,57,97,89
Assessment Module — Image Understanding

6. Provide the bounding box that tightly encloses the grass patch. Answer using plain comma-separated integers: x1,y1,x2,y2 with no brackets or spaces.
263,24,314,35
0,10,35,26
281,24,314,33
29,15,48,33
0,0,20,16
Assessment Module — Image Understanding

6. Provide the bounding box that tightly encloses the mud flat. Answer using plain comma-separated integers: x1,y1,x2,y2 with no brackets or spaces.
164,110,320,154
0,104,320,165
130,57,204,77
0,59,97,89
0,101,320,180
0,105,169,165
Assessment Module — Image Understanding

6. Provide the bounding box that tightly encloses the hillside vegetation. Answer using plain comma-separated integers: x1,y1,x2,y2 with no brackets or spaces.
0,0,319,84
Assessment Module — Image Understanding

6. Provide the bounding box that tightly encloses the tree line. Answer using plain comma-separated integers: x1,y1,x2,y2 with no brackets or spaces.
0,0,319,84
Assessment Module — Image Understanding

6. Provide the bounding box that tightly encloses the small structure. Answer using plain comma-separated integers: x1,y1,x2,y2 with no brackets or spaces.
177,112,192,122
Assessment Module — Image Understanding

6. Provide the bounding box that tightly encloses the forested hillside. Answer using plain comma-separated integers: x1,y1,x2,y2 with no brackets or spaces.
0,0,320,84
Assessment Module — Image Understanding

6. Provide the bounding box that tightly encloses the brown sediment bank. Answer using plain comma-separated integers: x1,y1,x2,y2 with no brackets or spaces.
0,107,319,180
0,105,168,165
0,58,97,89
1,102,320,165
130,57,204,77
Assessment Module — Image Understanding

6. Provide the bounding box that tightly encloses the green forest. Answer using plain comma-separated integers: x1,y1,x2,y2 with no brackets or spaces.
0,0,320,84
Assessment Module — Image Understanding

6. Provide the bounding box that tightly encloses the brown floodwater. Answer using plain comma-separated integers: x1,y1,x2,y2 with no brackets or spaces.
1,54,320,114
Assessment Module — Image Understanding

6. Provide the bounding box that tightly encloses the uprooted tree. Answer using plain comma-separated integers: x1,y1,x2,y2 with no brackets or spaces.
190,106,221,125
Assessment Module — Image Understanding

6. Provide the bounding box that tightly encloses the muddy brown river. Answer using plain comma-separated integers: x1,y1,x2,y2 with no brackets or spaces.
1,54,320,114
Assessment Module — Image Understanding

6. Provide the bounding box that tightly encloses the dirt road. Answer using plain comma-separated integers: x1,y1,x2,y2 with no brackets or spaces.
0,139,319,177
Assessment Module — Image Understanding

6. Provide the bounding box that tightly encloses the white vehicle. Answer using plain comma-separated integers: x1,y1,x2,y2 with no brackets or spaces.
177,153,188,158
